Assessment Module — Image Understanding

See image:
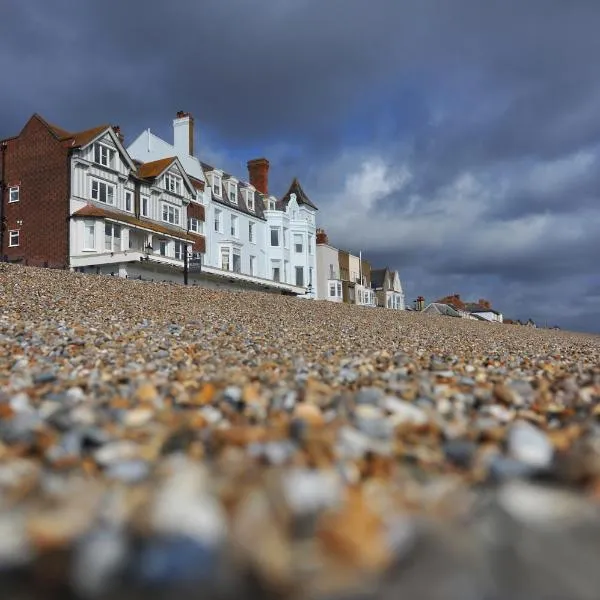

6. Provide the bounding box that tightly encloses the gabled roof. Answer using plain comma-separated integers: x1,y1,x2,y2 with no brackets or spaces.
200,161,266,221
135,156,196,197
71,205,199,242
371,268,388,289
279,177,318,211
465,303,502,315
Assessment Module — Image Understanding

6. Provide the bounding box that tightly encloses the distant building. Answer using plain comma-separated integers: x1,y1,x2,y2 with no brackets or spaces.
370,267,405,310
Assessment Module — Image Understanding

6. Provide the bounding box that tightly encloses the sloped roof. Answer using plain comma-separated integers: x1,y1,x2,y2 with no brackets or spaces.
278,178,318,211
423,303,462,317
136,156,178,180
72,205,199,242
200,161,267,221
465,302,502,315
371,268,387,289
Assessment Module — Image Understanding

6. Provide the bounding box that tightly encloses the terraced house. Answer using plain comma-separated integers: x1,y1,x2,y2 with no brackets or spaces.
127,112,318,295
0,114,205,279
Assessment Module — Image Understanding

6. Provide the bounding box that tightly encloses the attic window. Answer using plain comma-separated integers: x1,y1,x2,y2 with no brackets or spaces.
213,175,221,197
94,143,114,168
247,190,255,211
269,200,276,210
164,173,182,195
229,182,237,204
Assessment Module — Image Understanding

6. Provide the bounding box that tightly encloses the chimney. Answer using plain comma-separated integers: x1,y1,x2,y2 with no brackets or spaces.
247,158,269,195
173,111,195,156
316,228,328,245
478,298,490,309
416,296,425,311
112,125,124,144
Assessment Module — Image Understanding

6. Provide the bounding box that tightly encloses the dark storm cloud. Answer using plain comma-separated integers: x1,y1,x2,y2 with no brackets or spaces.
1,1,600,332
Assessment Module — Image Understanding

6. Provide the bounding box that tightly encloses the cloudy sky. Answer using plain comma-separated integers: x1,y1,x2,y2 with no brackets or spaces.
2,1,600,332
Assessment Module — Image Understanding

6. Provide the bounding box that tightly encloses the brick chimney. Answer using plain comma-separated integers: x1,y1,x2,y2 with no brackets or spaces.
316,228,328,245
247,158,269,195
478,298,491,309
173,111,195,156
112,125,124,144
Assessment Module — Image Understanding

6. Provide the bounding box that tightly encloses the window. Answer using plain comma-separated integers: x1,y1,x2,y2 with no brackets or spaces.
8,186,19,203
232,249,241,273
83,222,95,250
174,241,184,260
230,215,238,237
270,227,279,246
164,173,182,195
309,267,313,286
295,266,304,287
104,223,121,252
91,180,114,204
329,283,336,297
8,229,19,247
272,266,281,282
213,175,221,197
248,221,255,243
249,255,256,276
247,191,255,211
220,246,230,270
269,200,276,210
162,204,180,226
124,191,133,212
308,234,313,254
94,143,114,168
141,196,149,217
189,217,203,234
294,234,303,253
358,290,363,304
229,183,237,204
214,209,222,233
159,240,167,256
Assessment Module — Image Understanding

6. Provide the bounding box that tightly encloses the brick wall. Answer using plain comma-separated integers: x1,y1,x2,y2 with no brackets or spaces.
1,116,70,267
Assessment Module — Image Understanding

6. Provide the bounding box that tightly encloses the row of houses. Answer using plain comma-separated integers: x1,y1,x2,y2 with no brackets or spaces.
0,111,405,309
413,294,505,323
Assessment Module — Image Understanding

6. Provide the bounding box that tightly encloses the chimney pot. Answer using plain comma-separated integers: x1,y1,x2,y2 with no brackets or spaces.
112,125,124,144
247,158,269,195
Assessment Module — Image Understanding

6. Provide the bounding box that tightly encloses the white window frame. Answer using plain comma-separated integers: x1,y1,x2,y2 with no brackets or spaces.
213,175,222,197
270,227,280,247
249,255,256,276
272,262,281,282
91,179,115,205
220,245,230,271
161,203,181,226
248,221,255,243
124,190,133,212
247,190,255,211
329,282,336,297
230,214,238,237
8,186,19,203
164,173,182,195
294,233,303,253
8,229,19,247
308,234,313,255
214,209,222,233
232,248,241,273
104,223,121,252
229,182,237,204
158,240,168,257
189,217,203,234
269,200,276,210
174,241,184,260
94,143,114,168
295,266,304,287
83,221,96,251
141,195,149,217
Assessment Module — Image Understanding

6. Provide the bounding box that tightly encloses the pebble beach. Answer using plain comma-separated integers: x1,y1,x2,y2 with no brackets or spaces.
1,263,600,600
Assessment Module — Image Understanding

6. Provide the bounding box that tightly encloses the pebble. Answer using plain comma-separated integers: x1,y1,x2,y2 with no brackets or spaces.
1,263,600,599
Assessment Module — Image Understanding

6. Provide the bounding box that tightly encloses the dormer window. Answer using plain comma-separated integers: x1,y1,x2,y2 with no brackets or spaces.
212,175,222,197
229,182,237,204
164,173,182,195
94,143,115,168
269,200,276,210
246,189,255,211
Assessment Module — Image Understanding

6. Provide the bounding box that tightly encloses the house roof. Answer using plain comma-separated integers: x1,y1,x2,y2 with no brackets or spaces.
72,205,199,242
370,268,388,289
136,156,178,180
200,161,267,221
278,177,318,211
423,303,462,317
465,303,502,315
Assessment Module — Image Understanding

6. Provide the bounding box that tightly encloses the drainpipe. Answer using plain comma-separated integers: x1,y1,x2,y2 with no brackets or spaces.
0,142,7,258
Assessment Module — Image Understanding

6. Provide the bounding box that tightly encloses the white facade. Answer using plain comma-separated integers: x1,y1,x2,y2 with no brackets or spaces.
67,128,204,282
471,310,503,323
127,115,314,296
316,243,342,302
